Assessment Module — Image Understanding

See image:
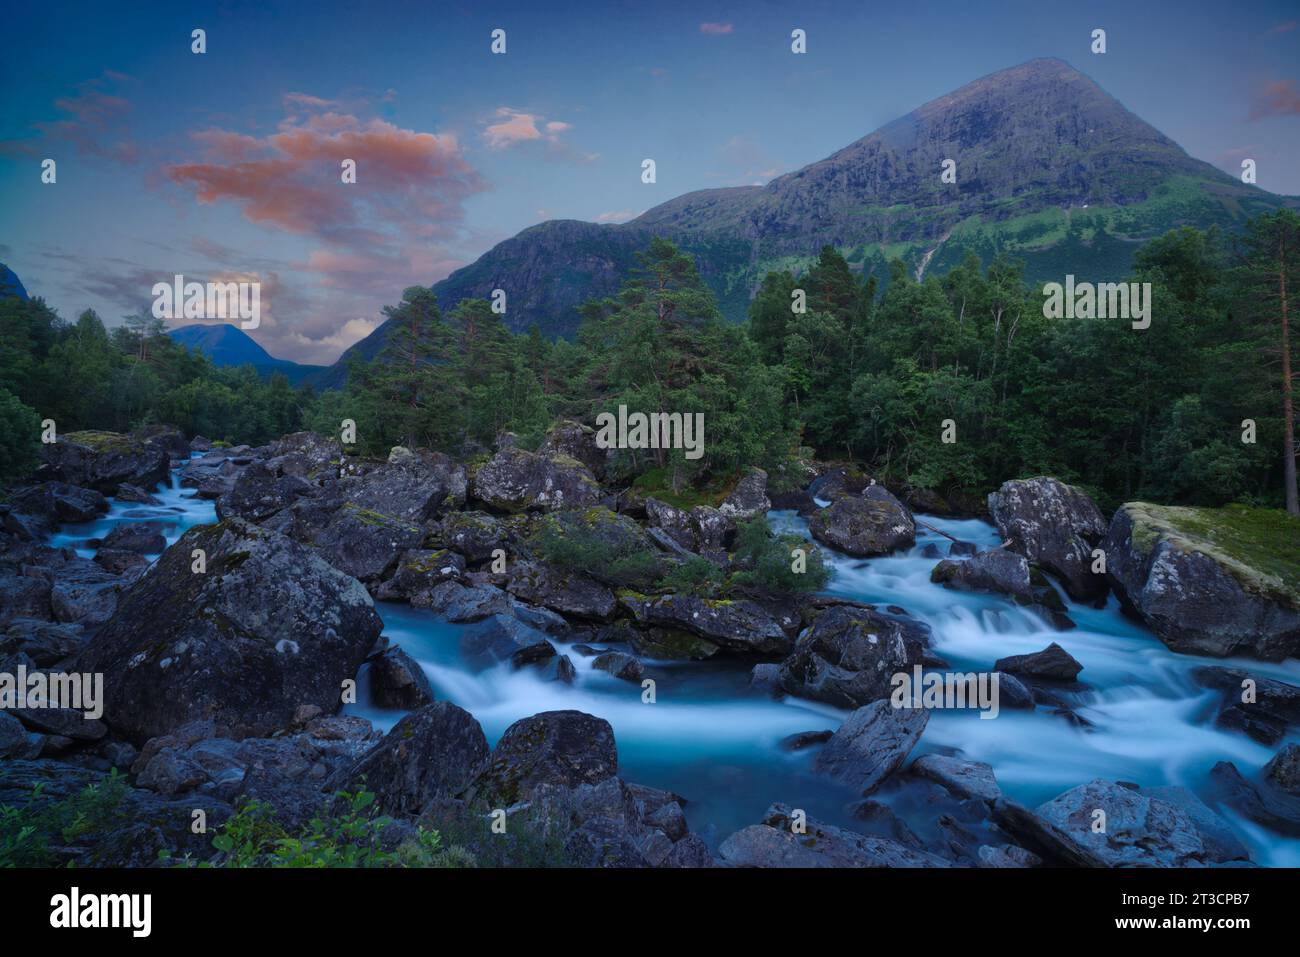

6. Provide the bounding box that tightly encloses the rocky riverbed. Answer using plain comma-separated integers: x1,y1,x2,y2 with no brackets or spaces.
1,425,1297,867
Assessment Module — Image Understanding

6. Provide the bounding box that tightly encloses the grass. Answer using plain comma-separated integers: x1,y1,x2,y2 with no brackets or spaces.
1124,502,1300,609
632,466,735,510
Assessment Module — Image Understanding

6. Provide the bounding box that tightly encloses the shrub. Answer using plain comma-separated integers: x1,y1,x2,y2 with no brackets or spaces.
730,516,831,594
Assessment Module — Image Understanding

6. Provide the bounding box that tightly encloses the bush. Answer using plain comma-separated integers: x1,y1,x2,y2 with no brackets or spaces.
171,789,473,869
528,511,665,588
658,555,724,597
0,386,41,487
730,517,831,595
0,770,131,867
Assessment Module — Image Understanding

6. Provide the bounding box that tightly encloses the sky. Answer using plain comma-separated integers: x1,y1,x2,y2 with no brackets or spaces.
3,0,1299,365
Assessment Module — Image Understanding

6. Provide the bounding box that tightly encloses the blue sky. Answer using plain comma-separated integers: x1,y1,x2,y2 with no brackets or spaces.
3,0,1298,363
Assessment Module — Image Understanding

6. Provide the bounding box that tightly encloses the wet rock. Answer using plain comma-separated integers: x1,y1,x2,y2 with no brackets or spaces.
627,627,719,660
180,450,247,499
505,561,617,620
993,642,1083,681
470,447,604,513
415,580,512,621
5,483,109,535
995,671,1036,710
948,540,979,557
988,477,1107,601
329,702,489,818
134,424,191,465
373,549,466,602
749,662,784,697
1035,778,1252,865
1263,743,1300,796
37,431,169,494
813,701,930,795
977,844,1042,868
912,754,1002,803
779,730,833,751
466,710,618,806
808,488,916,556
1193,666,1300,744
48,556,126,629
544,654,577,684
115,483,160,505
719,803,950,867
1209,761,1300,837
368,645,435,709
1,618,84,666
100,520,170,554
461,615,556,669
436,510,510,563
1104,503,1300,661
931,548,1074,629
592,651,644,682
78,516,383,744
777,604,928,708
619,593,790,655
719,467,771,521
93,548,149,579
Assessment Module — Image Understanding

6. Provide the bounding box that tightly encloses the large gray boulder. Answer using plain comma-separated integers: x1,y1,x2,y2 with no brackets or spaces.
777,604,928,708
719,467,771,521
987,476,1108,601
465,710,618,807
808,486,915,556
79,517,383,743
328,702,489,817
719,804,950,867
619,593,791,655
470,447,604,513
1103,503,1300,661
813,701,929,794
37,431,170,494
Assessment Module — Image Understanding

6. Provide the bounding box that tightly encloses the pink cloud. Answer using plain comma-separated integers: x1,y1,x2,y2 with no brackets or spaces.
483,108,544,149
699,22,734,35
1250,79,1300,119
1268,20,1297,34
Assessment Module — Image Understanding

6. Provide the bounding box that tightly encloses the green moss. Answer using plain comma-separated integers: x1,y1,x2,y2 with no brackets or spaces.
64,430,136,453
1123,502,1300,609
343,503,420,532
631,467,732,510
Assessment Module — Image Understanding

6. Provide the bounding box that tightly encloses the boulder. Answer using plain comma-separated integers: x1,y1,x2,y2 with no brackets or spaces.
619,593,790,655
309,503,425,583
592,651,644,682
466,710,618,807
1035,778,1250,866
373,549,466,602
1103,503,1300,661
987,476,1107,601
993,642,1083,681
78,517,383,743
328,702,489,817
1193,666,1300,745
777,604,928,708
216,462,318,523
368,645,435,709
415,580,513,621
347,448,467,522
719,804,950,867
134,424,191,465
538,420,608,479
100,520,170,554
505,561,617,620
1263,743,1300,796
460,614,556,669
912,754,1003,803
1209,761,1300,837
37,431,169,494
808,489,915,556
812,701,930,794
0,618,84,666
931,548,1074,629
4,482,109,534
719,467,771,521
437,510,510,563
470,447,604,513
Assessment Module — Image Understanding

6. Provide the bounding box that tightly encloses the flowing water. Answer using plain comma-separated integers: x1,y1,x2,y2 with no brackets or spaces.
60,468,1300,865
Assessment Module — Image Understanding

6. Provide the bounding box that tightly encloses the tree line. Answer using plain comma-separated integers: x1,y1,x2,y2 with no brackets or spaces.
2,210,1297,515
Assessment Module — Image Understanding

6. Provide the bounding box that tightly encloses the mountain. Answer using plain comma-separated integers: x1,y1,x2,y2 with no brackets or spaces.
321,57,1296,388
168,324,323,385
0,263,30,300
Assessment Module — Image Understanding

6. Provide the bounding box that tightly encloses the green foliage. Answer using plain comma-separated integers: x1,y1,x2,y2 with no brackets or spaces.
729,517,831,595
658,555,725,597
527,510,664,587
176,789,473,869
0,387,41,484
0,770,131,868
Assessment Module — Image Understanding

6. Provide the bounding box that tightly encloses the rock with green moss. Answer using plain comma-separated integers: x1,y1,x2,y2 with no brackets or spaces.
628,626,720,660
809,487,916,556
373,548,466,602
465,710,618,808
37,430,169,494
1103,503,1300,661
79,517,383,744
618,592,790,655
470,446,606,513
504,560,617,620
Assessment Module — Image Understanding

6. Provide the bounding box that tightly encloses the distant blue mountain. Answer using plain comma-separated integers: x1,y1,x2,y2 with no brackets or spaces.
0,263,30,300
168,324,323,385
